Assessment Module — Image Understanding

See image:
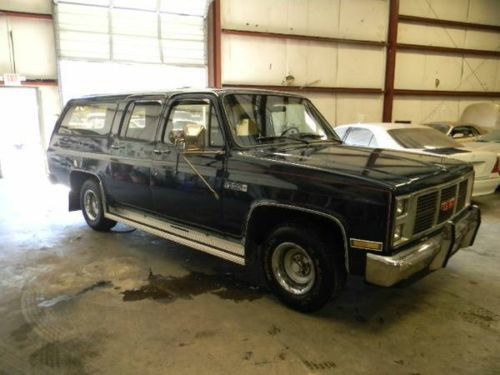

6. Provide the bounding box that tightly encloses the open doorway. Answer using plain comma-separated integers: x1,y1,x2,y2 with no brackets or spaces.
0,87,46,181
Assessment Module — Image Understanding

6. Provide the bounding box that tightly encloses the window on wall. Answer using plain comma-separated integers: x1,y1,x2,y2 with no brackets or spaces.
55,0,209,65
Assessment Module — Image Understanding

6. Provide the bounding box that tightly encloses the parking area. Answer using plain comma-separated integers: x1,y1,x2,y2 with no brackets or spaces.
0,179,498,374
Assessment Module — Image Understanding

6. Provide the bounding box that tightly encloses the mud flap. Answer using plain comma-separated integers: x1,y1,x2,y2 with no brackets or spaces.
69,190,80,211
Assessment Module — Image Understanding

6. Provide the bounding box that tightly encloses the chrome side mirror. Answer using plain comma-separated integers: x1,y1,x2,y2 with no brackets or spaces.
182,123,206,151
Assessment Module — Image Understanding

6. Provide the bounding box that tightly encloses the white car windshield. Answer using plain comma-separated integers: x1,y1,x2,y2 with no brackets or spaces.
222,94,338,146
427,123,450,134
389,128,463,149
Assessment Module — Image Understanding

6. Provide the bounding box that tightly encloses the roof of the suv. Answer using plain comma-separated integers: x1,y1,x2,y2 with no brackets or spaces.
77,88,306,101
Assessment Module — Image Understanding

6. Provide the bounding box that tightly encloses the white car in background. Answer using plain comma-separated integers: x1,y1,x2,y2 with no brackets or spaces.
424,121,487,143
466,129,500,158
335,123,500,197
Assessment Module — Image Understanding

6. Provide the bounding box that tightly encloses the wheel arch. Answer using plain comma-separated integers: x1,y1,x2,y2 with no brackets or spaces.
244,202,350,272
68,169,105,211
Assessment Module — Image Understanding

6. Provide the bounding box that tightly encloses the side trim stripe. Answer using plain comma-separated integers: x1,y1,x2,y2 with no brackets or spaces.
104,207,245,266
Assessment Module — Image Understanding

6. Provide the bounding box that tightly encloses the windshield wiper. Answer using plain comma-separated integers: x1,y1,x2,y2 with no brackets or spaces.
298,133,323,139
298,133,342,143
257,135,309,144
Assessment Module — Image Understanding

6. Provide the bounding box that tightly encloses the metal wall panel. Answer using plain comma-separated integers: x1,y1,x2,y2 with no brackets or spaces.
338,0,388,41
222,0,387,41
337,45,385,88
400,0,500,25
395,51,464,91
305,93,336,124
305,93,384,126
336,94,383,124
393,97,500,124
398,24,466,48
4,17,57,79
459,57,499,91
1,0,52,14
400,0,471,22
221,34,287,84
398,24,499,51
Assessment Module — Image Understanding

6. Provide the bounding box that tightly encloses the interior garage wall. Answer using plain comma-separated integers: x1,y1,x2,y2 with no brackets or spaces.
219,0,389,126
393,0,500,123
0,0,61,149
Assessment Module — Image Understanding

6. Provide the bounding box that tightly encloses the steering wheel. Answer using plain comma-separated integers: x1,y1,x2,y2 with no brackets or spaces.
281,126,300,136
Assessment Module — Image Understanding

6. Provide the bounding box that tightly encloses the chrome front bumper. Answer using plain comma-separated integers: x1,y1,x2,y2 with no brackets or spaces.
365,205,481,287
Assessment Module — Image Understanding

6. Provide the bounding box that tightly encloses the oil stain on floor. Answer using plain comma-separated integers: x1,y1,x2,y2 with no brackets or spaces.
122,269,264,304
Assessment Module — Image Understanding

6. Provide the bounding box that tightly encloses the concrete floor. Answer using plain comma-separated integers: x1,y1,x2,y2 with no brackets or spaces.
0,178,499,375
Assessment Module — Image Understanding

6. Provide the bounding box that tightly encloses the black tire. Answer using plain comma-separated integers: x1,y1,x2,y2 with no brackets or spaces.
80,179,116,231
262,223,346,312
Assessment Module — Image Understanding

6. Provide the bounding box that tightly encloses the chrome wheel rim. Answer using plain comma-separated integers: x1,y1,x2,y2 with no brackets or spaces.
271,242,315,295
83,190,99,221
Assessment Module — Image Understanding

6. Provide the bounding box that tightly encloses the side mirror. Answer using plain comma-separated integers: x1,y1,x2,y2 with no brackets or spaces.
183,123,206,151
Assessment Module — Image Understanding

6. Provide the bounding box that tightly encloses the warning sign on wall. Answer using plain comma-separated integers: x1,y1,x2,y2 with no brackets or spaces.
1,73,26,86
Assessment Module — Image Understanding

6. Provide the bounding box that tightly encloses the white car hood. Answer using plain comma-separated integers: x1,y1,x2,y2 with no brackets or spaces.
407,148,497,179
465,142,500,158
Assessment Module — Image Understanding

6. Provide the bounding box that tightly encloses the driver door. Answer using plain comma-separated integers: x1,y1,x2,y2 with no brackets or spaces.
151,95,226,232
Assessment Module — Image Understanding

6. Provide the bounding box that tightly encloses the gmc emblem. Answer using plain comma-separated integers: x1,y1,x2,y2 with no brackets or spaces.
440,198,456,212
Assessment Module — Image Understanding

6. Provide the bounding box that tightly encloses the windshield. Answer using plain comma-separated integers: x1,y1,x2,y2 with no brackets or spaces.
477,129,500,143
389,128,463,149
427,123,450,134
222,94,338,146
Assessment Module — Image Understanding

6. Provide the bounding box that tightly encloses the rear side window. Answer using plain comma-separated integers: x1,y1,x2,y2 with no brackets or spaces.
123,101,162,141
59,102,116,135
344,128,377,147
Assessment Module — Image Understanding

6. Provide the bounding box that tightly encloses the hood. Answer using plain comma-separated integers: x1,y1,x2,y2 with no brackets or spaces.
465,142,500,158
446,149,498,178
241,142,472,192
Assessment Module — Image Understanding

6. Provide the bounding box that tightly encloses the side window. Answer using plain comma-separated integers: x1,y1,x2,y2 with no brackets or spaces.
59,102,116,135
344,128,375,147
451,126,477,139
122,101,162,141
164,100,224,149
334,127,349,140
465,126,479,136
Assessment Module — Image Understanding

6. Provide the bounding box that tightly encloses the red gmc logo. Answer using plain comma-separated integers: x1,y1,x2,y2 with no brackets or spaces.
440,198,456,212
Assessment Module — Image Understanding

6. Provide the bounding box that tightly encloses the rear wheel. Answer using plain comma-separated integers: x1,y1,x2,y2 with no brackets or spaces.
262,223,346,312
80,179,116,231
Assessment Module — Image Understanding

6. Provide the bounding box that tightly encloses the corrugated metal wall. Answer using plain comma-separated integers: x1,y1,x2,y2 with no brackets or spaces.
219,0,500,126
220,0,388,125
393,0,500,123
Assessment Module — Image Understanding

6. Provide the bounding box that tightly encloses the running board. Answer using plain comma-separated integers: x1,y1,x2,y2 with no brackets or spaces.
105,207,245,266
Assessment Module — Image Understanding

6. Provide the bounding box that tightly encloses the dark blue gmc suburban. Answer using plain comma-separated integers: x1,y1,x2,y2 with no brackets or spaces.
47,89,481,311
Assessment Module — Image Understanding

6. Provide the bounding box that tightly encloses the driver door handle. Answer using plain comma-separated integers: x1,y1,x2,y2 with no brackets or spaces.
110,144,123,150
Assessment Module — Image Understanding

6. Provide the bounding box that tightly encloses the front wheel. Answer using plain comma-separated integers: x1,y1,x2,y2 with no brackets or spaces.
80,179,116,231
262,223,346,312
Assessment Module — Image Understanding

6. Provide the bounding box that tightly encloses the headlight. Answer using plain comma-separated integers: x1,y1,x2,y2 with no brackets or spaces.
396,198,408,217
393,196,412,246
393,224,404,242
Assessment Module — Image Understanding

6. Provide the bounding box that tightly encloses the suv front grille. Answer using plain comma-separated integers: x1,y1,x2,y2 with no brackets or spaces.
414,192,438,234
412,177,470,236
438,185,458,223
